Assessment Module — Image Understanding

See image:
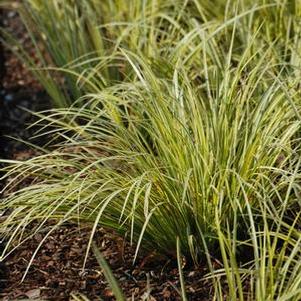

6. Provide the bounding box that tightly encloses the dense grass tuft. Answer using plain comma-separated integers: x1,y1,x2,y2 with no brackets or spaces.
1,1,301,299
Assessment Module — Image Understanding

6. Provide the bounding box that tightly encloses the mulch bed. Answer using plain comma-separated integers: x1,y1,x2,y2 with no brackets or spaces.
0,5,50,159
0,225,212,300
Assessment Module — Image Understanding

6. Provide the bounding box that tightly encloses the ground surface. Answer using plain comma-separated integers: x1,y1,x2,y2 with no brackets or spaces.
0,225,212,300
0,7,49,158
0,6,213,301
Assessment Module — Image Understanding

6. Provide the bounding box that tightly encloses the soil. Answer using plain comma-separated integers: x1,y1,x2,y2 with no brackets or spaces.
0,5,214,301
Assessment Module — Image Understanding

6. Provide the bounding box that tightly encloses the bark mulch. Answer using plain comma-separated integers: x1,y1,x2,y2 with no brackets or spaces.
0,6,50,159
0,225,213,300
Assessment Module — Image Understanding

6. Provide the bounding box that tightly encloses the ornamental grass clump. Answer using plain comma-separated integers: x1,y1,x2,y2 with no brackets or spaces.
1,46,300,261
0,0,301,299
1,48,300,299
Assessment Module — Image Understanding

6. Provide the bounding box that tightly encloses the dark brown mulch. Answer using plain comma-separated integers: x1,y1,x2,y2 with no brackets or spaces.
0,225,212,300
0,5,51,159
1,4,42,92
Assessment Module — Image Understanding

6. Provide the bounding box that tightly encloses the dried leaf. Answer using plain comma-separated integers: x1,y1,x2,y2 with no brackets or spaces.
25,288,40,299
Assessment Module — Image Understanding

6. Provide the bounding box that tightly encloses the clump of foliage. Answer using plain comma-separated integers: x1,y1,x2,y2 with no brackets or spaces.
1,0,301,300
2,0,301,107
